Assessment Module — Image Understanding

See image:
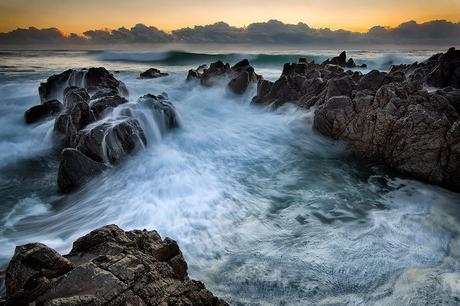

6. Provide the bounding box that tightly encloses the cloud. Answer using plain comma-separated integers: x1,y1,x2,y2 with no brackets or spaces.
0,27,85,45
0,20,459,46
83,24,171,43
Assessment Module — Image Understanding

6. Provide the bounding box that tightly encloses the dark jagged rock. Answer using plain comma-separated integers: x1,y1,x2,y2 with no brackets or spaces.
391,47,460,89
139,68,168,79
2,225,228,306
187,59,261,94
54,89,96,147
253,48,460,191
24,100,63,124
138,93,180,130
39,67,128,102
57,148,108,192
90,94,128,119
322,51,367,68
75,119,147,164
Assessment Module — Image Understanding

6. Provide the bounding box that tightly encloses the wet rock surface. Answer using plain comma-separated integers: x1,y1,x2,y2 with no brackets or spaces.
2,225,228,306
139,68,169,79
253,48,460,191
38,67,128,102
24,99,63,124
187,59,261,94
322,51,367,68
24,67,180,193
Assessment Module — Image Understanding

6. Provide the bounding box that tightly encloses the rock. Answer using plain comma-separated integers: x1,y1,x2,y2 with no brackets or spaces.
358,70,387,91
24,100,63,124
63,86,90,109
90,94,128,119
4,243,74,305
322,51,364,68
57,148,108,192
2,225,228,306
54,97,96,147
75,119,147,164
253,48,460,191
313,81,460,191
187,59,260,94
391,47,460,89
139,68,168,79
138,94,180,131
39,67,128,102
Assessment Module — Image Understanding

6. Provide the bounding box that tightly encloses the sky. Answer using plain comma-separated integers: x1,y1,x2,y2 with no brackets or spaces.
1,0,459,34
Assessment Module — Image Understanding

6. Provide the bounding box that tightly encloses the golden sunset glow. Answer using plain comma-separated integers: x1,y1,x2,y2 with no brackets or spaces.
0,0,459,34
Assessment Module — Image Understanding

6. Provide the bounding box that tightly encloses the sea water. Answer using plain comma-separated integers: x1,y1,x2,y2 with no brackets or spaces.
0,47,459,305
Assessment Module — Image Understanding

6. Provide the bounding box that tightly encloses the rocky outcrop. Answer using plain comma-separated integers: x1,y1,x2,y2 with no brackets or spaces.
390,47,460,89
38,67,128,102
2,225,227,306
253,48,460,191
24,67,181,193
139,68,168,79
322,51,367,68
24,100,63,124
187,59,261,94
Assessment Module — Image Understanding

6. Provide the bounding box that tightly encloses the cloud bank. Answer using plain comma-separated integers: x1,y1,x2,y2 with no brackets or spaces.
0,19,459,46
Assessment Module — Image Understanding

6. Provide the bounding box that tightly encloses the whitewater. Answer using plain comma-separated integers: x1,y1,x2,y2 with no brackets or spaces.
1,48,460,305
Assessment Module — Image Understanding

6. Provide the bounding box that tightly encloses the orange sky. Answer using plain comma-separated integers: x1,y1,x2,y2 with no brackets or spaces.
0,0,459,34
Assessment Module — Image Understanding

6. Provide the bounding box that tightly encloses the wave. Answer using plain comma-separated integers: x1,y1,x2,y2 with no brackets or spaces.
94,50,328,66
94,49,428,70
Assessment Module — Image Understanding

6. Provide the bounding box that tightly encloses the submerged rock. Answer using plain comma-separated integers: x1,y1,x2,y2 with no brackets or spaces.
3,225,228,305
24,100,63,124
187,59,261,94
139,68,168,79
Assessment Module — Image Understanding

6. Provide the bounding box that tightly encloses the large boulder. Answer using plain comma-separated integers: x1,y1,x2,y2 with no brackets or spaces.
137,93,180,131
24,100,63,124
89,94,128,119
187,59,261,94
57,148,108,192
3,225,228,306
75,119,147,164
39,67,128,102
139,68,168,79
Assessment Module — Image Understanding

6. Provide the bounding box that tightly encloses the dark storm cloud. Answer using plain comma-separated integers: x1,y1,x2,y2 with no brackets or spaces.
0,20,459,46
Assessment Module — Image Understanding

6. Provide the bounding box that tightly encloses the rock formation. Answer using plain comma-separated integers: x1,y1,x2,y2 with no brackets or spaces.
139,68,169,79
322,51,367,68
24,100,63,124
2,224,227,306
187,59,261,95
253,48,460,191
24,68,180,193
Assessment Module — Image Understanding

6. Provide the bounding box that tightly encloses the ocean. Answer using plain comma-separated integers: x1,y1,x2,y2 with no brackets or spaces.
1,47,459,305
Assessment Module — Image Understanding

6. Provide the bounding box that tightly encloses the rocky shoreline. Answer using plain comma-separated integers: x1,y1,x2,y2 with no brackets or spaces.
5,47,459,304
1,225,227,305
